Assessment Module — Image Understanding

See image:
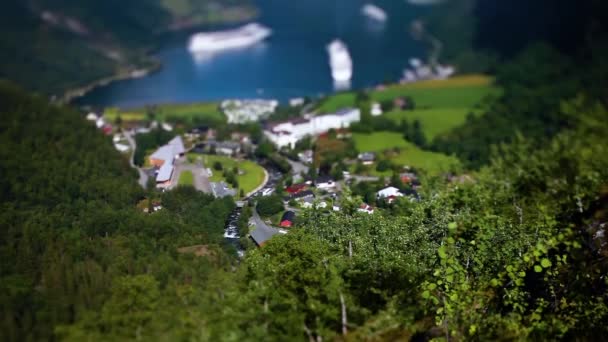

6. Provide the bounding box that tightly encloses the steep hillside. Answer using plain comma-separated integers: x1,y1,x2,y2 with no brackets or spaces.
0,0,255,97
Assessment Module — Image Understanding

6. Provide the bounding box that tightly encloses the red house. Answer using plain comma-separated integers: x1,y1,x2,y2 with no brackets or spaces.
286,183,308,194
280,211,296,228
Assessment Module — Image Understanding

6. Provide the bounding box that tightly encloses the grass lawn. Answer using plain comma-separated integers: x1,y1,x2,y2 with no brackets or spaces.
372,75,501,140
352,132,461,176
316,75,501,140
178,170,194,186
104,102,225,124
317,92,357,113
191,154,266,196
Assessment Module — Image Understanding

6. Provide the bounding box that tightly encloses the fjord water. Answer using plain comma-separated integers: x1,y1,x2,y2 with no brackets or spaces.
78,0,428,108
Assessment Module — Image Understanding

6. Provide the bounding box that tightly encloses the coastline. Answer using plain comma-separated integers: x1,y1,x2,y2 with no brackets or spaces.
63,8,258,107
60,57,162,105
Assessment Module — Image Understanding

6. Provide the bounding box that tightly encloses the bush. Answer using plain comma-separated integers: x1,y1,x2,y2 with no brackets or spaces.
213,161,223,171
256,195,284,217
376,159,392,172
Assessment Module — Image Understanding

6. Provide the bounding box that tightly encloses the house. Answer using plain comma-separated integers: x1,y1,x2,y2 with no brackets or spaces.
149,136,186,188
358,203,375,214
264,108,361,148
149,136,185,167
231,132,251,144
358,152,376,165
211,182,236,198
286,183,308,194
102,124,113,135
250,225,281,247
161,122,174,132
185,126,209,140
400,172,418,184
285,190,314,202
114,143,130,153
315,176,336,190
301,198,327,209
371,102,383,116
280,211,296,228
86,112,98,121
377,186,403,201
207,140,241,156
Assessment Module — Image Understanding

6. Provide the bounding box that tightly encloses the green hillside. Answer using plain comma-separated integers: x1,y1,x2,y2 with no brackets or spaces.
0,0,255,97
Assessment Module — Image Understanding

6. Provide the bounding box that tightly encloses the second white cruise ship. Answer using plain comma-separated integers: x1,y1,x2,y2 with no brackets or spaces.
327,40,353,83
188,23,272,53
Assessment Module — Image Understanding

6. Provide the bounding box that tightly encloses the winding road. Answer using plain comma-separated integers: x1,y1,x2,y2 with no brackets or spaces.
123,130,149,188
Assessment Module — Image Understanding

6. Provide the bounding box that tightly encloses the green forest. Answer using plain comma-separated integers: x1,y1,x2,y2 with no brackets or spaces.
1,0,608,341
0,0,255,96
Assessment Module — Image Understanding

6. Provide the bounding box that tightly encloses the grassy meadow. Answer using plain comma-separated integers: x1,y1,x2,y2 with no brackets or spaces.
352,132,461,176
318,75,501,140
104,102,225,124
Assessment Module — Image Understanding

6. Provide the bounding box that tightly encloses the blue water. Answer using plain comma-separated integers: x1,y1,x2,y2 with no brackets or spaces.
78,0,429,108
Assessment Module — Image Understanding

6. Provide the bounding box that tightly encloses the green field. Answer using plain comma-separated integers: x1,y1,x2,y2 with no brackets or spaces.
317,75,501,140
190,154,266,196
178,170,194,186
352,132,461,176
317,92,357,113
104,102,226,124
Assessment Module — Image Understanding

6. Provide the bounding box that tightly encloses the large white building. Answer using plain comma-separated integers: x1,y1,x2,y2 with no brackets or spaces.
264,108,361,148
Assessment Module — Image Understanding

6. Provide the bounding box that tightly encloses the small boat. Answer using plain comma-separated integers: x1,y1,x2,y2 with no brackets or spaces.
362,4,388,22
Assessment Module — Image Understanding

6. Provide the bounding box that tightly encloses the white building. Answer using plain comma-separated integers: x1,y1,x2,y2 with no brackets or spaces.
315,176,336,190
358,203,375,214
264,108,361,148
377,186,404,203
371,102,383,116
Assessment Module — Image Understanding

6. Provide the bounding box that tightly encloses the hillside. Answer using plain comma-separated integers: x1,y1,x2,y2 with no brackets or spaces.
0,0,256,97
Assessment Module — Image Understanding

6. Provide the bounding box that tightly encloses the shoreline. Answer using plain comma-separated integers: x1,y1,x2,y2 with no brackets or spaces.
62,8,258,107
60,57,162,106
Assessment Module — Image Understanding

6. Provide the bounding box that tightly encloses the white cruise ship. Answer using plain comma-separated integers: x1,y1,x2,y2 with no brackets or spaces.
327,40,353,83
362,4,387,22
188,23,271,53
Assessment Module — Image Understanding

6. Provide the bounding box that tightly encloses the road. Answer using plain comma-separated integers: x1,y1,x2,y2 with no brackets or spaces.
171,156,212,193
349,175,380,182
123,130,149,188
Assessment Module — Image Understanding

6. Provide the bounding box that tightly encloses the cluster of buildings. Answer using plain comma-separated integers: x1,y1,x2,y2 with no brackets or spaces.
221,99,279,124
149,136,185,188
401,58,456,84
264,108,361,148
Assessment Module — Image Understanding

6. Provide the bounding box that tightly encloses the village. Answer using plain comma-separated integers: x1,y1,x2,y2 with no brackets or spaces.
84,98,424,249
84,75,494,250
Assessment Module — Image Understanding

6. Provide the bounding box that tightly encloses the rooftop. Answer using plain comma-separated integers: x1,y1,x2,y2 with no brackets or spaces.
250,225,281,246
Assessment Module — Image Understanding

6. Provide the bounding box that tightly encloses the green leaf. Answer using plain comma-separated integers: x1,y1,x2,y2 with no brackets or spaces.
422,290,430,299
534,265,543,273
448,222,457,230
541,258,552,268
438,245,447,259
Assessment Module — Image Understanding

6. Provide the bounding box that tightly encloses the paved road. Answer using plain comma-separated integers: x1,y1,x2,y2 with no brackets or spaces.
350,175,380,182
171,157,211,193
123,130,149,188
